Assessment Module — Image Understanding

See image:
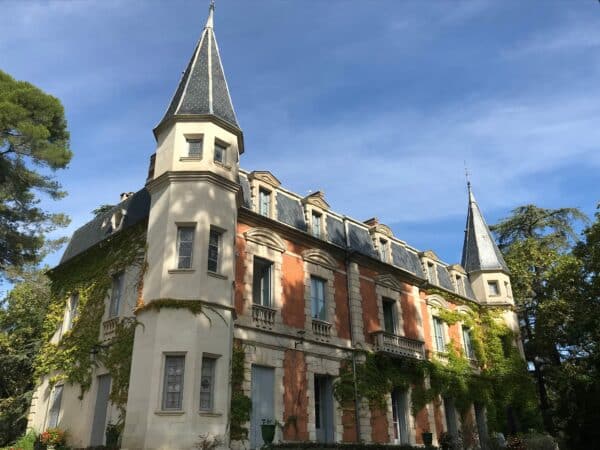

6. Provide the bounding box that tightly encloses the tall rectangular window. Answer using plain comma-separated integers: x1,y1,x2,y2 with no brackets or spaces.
379,239,389,262
162,355,185,410
311,211,322,238
382,298,397,334
214,142,226,164
427,262,436,283
259,188,271,217
311,276,326,320
455,275,464,295
504,281,512,298
199,357,216,411
487,280,500,296
207,228,222,273
109,272,123,317
253,257,273,306
187,138,203,158
67,293,79,330
177,226,195,269
462,326,474,359
48,384,63,428
433,317,445,352
392,388,409,444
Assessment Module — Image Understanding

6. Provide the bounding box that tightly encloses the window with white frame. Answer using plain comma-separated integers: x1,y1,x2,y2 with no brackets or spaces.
199,356,216,411
379,239,390,262
253,256,273,307
207,228,222,273
258,188,271,217
433,316,446,352
214,141,227,164
48,384,63,428
311,211,322,238
382,298,397,334
186,137,203,158
311,276,326,320
67,293,79,330
462,325,474,359
162,354,185,410
109,272,124,318
487,280,500,296
177,226,195,269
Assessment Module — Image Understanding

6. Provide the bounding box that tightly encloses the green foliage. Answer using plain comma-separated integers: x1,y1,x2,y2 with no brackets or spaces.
34,222,145,414
0,269,51,446
0,70,72,278
271,444,435,449
1,430,37,450
230,342,251,441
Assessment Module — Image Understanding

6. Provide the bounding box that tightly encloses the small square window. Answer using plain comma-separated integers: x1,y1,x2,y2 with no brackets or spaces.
200,356,216,411
177,226,195,269
487,281,500,296
259,189,271,217
208,228,222,273
187,138,203,158
214,142,227,164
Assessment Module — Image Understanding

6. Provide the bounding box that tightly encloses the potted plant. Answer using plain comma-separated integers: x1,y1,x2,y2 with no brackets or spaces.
439,431,459,450
261,418,277,445
39,428,66,450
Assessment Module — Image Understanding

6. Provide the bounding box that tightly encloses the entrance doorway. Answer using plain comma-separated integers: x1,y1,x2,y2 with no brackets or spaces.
314,375,334,443
250,366,275,449
90,374,111,446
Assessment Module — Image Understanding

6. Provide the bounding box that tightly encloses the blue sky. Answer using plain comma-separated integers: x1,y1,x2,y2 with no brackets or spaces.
2,0,600,272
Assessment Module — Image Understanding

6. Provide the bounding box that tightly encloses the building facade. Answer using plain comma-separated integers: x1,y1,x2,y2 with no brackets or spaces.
27,6,523,450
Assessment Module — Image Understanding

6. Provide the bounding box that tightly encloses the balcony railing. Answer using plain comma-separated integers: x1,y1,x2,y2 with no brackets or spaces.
102,317,120,341
252,304,276,329
312,319,332,340
371,331,426,360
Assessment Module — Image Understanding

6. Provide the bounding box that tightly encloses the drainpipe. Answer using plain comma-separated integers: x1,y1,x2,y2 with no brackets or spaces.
343,217,362,442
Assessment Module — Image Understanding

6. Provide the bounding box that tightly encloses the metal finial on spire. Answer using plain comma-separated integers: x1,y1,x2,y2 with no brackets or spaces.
205,0,215,28
464,160,471,190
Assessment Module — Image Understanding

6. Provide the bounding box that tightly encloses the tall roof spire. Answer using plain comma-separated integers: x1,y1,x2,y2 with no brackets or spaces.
155,1,240,135
461,184,509,274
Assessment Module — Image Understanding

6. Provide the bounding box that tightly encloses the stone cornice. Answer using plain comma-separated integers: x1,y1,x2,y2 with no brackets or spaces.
146,170,240,194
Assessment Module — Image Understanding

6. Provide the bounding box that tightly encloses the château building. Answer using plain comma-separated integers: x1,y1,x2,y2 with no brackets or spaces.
27,5,524,450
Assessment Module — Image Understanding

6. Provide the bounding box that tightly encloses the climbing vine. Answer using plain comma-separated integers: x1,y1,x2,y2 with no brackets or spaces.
333,306,541,435
34,222,146,416
230,341,252,441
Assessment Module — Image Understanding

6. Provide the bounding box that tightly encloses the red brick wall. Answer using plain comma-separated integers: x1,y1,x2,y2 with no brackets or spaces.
370,405,389,443
283,350,309,441
414,404,431,445
282,252,305,329
360,276,380,342
334,272,351,340
401,284,420,340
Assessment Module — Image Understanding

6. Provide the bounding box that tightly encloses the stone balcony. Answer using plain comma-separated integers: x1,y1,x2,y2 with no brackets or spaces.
102,317,120,341
371,331,426,360
252,304,276,330
312,318,332,341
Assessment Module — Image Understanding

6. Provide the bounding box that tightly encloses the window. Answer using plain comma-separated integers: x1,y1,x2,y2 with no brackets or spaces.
67,293,79,330
259,188,271,217
187,138,203,158
455,275,464,295
48,384,63,428
311,276,326,320
487,280,500,296
109,272,124,317
199,357,216,411
207,228,222,273
311,211,322,238
382,298,397,334
427,262,436,283
214,142,226,164
433,317,445,352
462,326,474,359
505,281,512,298
177,226,195,269
391,388,410,444
162,355,185,410
253,257,273,306
379,239,389,262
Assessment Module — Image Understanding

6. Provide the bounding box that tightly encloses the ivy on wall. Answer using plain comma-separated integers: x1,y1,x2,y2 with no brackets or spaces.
34,222,146,417
230,341,252,442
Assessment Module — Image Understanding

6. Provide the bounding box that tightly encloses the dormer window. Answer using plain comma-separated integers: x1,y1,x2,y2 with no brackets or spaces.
259,188,271,217
487,280,500,296
427,262,437,284
214,141,227,164
187,138,203,158
379,239,390,263
455,275,465,296
311,211,322,238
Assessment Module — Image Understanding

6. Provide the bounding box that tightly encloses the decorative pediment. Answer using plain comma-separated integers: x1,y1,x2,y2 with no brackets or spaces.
420,250,440,261
244,227,286,253
448,264,466,275
426,294,449,310
249,170,281,188
302,191,330,210
456,305,474,315
302,249,338,270
372,224,393,238
375,274,403,291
